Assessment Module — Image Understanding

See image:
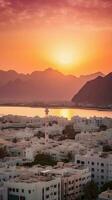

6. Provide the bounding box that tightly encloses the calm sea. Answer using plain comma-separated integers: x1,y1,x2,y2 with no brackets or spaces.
0,106,112,119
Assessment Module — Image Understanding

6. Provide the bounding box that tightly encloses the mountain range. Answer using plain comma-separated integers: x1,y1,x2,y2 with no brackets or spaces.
0,68,104,103
72,73,112,107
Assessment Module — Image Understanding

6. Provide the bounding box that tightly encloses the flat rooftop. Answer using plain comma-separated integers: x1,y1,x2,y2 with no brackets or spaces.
9,174,55,184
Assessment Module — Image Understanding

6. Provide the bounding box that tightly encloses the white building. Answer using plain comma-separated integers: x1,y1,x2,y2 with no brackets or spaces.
72,116,112,132
0,167,21,184
44,163,91,200
4,173,61,200
1,163,91,200
75,150,112,188
75,129,112,147
0,186,7,200
25,138,85,162
99,190,112,200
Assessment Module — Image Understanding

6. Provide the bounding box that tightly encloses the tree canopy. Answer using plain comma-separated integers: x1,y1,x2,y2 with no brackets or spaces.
24,153,57,167
83,181,99,200
101,181,112,192
0,146,8,159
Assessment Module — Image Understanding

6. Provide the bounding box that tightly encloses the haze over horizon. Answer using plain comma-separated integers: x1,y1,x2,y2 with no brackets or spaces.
0,0,112,76
0,67,107,77
0,68,105,102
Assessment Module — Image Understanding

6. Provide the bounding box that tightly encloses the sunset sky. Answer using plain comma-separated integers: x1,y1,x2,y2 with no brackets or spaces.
0,0,112,76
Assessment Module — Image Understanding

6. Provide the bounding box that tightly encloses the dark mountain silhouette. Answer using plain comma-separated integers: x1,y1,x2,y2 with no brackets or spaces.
0,68,104,102
72,73,112,107
0,70,28,86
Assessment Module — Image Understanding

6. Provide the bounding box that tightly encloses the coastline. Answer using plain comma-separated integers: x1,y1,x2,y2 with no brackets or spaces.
0,104,112,112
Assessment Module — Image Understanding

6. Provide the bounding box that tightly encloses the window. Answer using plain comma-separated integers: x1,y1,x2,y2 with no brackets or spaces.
77,160,80,164
101,163,104,167
20,197,25,200
28,190,31,194
101,175,104,179
91,168,94,172
42,188,44,200
97,162,99,165
91,162,94,165
101,169,104,173
22,189,24,193
46,187,49,191
46,195,49,199
16,189,19,192
92,174,94,178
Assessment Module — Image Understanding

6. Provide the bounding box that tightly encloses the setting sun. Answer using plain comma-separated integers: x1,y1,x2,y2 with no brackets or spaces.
55,50,75,65
47,44,79,72
0,0,112,197
0,0,111,76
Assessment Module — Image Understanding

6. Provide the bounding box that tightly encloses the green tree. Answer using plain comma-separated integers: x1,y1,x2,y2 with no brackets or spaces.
61,152,73,163
12,137,18,143
101,181,112,192
99,124,107,131
0,146,8,159
24,153,57,167
103,145,112,152
83,181,99,200
34,153,57,166
63,124,77,139
34,131,45,138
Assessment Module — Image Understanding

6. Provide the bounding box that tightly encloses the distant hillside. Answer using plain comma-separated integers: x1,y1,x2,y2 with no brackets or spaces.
0,68,104,102
72,73,112,108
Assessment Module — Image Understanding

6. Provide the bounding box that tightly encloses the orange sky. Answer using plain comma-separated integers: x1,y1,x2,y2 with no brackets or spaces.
0,0,112,76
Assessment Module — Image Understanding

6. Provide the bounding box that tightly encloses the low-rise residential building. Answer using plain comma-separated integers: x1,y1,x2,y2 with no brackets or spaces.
99,190,112,200
4,173,61,200
0,163,91,200
0,186,7,200
42,163,91,200
72,116,112,132
75,150,112,188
